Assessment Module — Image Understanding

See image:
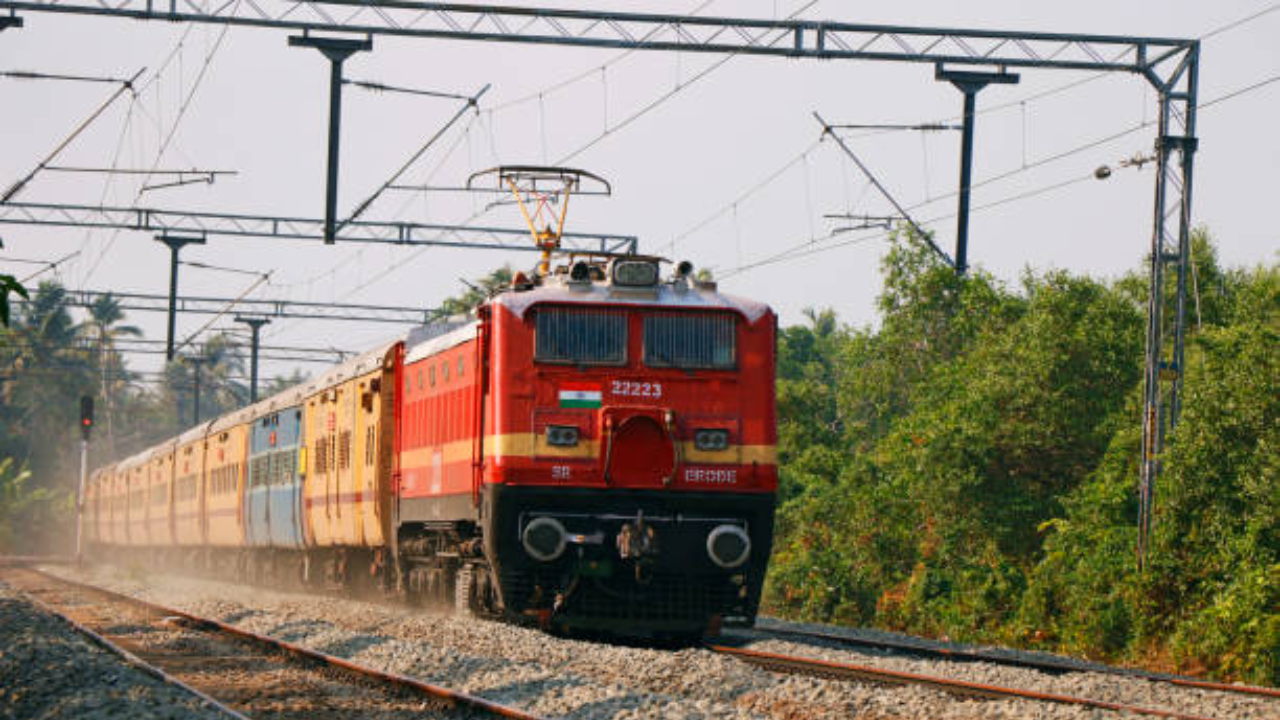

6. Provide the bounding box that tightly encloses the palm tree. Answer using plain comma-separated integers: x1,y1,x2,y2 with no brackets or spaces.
166,333,248,428
198,333,249,415
0,281,93,485
82,294,142,454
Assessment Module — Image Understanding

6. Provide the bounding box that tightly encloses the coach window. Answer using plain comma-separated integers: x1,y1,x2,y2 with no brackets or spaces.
534,307,627,365
442,360,450,382
457,356,465,377
429,365,436,386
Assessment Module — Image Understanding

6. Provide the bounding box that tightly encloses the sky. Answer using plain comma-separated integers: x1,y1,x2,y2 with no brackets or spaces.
2,0,1278,386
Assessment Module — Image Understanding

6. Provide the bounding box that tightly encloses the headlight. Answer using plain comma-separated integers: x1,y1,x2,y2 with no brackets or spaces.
522,517,568,562
546,425,579,447
706,524,751,569
611,260,659,287
694,428,729,451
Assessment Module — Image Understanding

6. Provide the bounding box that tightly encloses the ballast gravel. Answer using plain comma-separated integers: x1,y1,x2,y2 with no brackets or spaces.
0,580,231,720
42,565,1280,720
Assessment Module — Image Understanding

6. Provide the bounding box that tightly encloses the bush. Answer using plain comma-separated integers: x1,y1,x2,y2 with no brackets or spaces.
765,231,1277,684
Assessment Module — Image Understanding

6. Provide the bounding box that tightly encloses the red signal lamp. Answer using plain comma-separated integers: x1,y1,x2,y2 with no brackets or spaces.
79,396,94,440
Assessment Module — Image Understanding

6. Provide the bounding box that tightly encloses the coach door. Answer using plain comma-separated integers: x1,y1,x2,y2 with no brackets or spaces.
248,416,272,547
268,408,305,548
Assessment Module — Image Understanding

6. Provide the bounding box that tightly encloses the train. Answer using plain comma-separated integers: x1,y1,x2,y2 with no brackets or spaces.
83,254,778,638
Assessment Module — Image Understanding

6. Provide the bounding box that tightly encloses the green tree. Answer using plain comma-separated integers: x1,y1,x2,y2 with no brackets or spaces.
438,266,514,316
82,293,142,454
165,333,248,428
0,274,27,327
0,281,95,482
0,457,71,553
261,368,310,397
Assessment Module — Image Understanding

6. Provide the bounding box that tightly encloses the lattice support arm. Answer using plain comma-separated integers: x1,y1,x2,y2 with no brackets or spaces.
0,1,1193,72
0,201,638,254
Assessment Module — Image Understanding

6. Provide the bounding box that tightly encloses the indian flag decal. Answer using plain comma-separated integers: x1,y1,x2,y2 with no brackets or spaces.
559,382,603,409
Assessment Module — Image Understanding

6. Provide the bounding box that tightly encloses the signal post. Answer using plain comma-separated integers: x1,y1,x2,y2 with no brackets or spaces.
75,395,93,563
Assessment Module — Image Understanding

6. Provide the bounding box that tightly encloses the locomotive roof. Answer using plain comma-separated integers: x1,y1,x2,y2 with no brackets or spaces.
404,321,476,365
492,281,771,323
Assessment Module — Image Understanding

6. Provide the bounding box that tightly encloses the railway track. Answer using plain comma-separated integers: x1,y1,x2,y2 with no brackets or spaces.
1,566,555,720
9,560,1272,720
747,622,1280,701
707,643,1226,720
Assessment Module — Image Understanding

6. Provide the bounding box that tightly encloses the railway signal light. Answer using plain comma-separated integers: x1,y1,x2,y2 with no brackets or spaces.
80,395,94,440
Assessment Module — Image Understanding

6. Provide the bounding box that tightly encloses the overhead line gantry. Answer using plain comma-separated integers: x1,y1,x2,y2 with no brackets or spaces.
0,1,1201,567
36,288,445,325
0,201,638,254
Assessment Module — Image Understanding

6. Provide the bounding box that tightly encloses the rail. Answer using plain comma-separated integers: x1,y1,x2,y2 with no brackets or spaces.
707,643,1221,720
750,623,1280,700
7,566,559,720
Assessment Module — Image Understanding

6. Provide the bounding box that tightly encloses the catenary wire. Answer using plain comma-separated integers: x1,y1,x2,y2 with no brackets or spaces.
663,2,1280,254
719,70,1280,279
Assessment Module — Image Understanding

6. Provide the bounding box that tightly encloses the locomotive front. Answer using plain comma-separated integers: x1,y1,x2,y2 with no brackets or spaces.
481,258,777,636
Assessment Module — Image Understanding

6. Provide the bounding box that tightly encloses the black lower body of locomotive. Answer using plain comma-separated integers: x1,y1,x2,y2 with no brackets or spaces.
482,485,776,636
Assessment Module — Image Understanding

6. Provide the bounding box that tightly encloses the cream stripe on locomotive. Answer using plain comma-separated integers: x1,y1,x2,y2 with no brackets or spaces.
401,436,777,466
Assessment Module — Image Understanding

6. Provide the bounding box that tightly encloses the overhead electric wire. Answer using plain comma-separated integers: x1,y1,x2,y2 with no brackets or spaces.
813,111,946,264
1200,1,1280,39
265,109,497,340
269,0,819,333
657,138,822,255
171,272,270,357
276,0,822,325
0,68,144,204
827,122,961,132
43,166,236,176
342,83,491,227
110,336,352,356
665,2,1280,255
271,0,731,322
487,0,719,113
344,78,475,102
179,260,269,279
1198,70,1280,108
0,70,136,85
720,68,1280,280
1,256,59,265
721,171,1097,280
79,7,241,287
0,362,293,385
555,0,820,165
0,340,339,365
64,23,215,288
86,336,352,356
20,251,81,283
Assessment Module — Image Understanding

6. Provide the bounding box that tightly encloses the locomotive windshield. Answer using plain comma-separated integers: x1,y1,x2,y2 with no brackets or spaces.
534,307,628,365
643,312,736,370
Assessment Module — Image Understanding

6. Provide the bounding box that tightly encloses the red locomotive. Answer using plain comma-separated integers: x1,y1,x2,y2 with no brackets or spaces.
85,168,778,638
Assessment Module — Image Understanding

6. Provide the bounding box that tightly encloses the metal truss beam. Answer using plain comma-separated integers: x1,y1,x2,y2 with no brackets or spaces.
37,289,442,325
0,1,1193,74
0,201,637,254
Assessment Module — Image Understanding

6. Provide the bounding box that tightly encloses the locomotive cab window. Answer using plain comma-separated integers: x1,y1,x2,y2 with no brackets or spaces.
643,312,737,370
534,307,627,365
